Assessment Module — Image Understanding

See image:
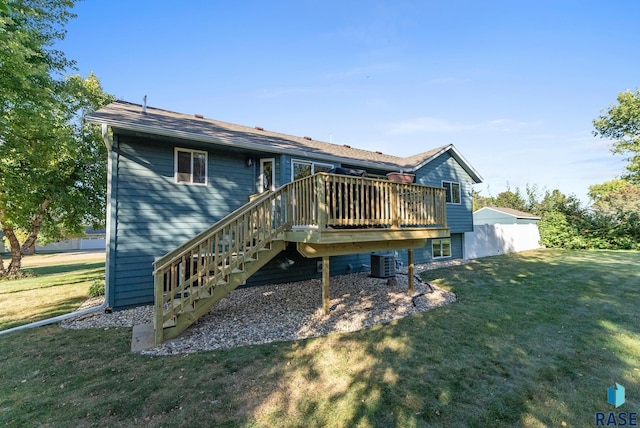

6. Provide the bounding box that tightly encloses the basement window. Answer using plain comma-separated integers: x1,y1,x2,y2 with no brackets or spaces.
175,148,207,185
442,181,461,204
432,239,451,259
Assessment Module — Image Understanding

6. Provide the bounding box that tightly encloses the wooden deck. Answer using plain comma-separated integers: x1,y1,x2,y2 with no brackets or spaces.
287,227,448,257
152,173,449,344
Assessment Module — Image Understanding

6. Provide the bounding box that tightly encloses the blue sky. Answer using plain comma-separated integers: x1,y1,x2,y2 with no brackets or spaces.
58,0,640,204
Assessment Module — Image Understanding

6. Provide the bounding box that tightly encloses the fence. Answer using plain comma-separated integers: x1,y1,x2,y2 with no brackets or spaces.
464,223,541,259
1,236,105,253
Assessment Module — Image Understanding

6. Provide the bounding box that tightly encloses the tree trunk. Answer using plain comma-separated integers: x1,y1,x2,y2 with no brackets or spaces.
2,225,23,275
0,199,50,276
0,213,6,276
20,199,50,256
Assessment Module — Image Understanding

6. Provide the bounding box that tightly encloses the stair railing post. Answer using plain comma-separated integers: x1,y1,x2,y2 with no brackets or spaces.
286,185,294,227
153,259,164,345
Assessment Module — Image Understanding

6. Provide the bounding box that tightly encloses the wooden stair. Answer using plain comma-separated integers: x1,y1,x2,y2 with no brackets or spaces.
152,179,300,345
158,240,285,341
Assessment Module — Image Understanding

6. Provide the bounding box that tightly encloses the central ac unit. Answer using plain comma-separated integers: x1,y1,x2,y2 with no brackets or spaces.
371,253,395,278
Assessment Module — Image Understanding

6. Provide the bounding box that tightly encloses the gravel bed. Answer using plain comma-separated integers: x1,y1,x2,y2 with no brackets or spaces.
61,260,467,355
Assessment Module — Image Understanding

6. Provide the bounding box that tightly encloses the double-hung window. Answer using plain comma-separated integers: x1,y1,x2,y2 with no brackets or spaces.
442,181,461,204
432,239,451,258
175,148,207,185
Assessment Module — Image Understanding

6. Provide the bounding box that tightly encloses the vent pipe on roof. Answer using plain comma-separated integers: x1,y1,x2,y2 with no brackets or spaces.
142,95,147,114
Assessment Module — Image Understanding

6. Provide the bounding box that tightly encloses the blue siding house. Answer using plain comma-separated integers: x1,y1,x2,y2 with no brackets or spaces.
88,101,482,343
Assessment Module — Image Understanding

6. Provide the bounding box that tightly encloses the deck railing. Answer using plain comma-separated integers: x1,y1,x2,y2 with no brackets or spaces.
316,173,446,229
152,173,445,343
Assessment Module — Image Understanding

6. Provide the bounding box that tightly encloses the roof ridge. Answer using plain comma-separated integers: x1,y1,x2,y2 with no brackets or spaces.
483,207,540,217
89,101,482,183
111,100,422,162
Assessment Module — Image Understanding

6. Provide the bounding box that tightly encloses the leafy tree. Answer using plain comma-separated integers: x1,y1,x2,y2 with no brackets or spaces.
593,89,640,183
540,190,583,218
535,189,590,249
472,177,640,250
588,179,629,202
1,73,113,275
538,211,585,249
0,1,114,276
584,181,640,250
471,189,493,211
472,183,542,213
588,180,640,212
0,1,10,14
493,189,528,212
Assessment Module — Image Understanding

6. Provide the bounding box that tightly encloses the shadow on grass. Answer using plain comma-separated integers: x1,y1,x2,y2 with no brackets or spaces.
24,262,106,277
218,249,640,426
1,270,103,294
0,261,105,331
0,249,639,426
0,295,90,331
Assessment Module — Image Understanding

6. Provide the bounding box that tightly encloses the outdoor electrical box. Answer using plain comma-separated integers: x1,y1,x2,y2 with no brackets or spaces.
370,253,395,278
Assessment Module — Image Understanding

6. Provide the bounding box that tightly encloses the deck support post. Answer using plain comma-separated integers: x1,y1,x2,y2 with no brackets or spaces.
322,256,330,315
408,249,414,294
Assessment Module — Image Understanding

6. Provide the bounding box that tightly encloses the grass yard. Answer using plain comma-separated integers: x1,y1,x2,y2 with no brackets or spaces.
0,248,639,427
0,252,105,331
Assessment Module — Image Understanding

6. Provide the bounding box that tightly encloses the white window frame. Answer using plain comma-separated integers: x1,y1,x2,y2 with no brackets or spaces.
291,159,334,181
442,181,461,204
175,148,208,185
432,239,452,259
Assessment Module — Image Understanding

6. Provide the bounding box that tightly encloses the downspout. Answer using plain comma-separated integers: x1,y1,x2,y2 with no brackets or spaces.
0,124,114,337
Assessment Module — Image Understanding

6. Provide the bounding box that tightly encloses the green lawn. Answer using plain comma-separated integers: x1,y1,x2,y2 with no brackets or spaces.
0,253,105,330
0,249,638,427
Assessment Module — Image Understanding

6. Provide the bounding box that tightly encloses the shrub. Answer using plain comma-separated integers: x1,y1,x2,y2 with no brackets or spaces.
88,279,105,297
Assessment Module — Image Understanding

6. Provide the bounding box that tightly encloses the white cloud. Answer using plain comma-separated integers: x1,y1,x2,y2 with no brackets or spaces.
257,86,320,98
323,63,398,80
386,117,468,134
426,76,471,85
385,116,541,135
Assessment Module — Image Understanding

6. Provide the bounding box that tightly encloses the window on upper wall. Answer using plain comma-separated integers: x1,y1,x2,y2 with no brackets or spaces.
432,239,451,258
291,160,334,180
442,181,461,204
175,148,207,185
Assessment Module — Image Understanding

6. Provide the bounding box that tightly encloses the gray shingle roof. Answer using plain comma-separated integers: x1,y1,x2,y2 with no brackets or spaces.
88,100,482,181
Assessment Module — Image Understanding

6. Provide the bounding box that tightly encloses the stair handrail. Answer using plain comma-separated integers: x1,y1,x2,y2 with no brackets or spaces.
152,177,317,344
153,177,306,274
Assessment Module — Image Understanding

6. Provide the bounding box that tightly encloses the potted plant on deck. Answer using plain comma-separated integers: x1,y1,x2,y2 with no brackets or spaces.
386,171,415,183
